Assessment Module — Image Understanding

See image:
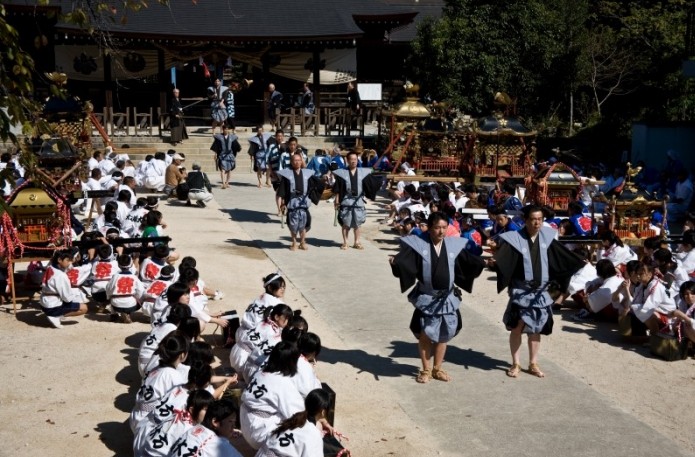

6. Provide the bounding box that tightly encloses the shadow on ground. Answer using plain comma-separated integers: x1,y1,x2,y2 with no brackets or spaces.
388,340,509,373
319,346,416,380
220,208,276,224
95,420,133,456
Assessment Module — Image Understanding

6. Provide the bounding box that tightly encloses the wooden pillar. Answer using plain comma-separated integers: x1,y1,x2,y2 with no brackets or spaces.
262,52,271,126
104,54,113,111
158,49,167,115
312,48,321,111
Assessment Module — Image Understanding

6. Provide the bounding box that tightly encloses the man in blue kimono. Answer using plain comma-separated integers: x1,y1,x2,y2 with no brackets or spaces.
494,205,584,378
276,153,323,251
390,212,485,384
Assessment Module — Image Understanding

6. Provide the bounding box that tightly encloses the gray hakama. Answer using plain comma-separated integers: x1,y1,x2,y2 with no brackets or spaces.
210,133,241,172
248,133,273,172
495,227,584,335
391,235,484,343
277,169,313,233
332,168,378,228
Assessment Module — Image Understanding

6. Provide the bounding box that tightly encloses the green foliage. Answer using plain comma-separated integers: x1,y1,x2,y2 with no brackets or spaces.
409,0,694,133
0,5,39,145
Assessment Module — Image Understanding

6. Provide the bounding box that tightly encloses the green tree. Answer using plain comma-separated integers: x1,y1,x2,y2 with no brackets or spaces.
0,4,39,144
409,0,590,127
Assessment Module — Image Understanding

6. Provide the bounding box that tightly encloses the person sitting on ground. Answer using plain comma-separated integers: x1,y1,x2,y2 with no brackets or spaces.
122,197,148,237
625,262,676,335
163,153,186,198
90,244,119,314
641,236,663,266
176,267,229,332
39,249,88,329
294,332,322,399
185,162,213,208
674,231,695,276
236,272,287,342
137,303,191,376
140,244,171,287
170,399,243,457
573,259,623,321
596,230,637,269
255,388,331,457
670,281,695,345
450,185,468,211
230,303,293,382
130,333,189,432
558,247,597,309
384,183,416,224
400,217,420,238
143,317,200,376
133,389,213,457
106,254,145,324
654,248,689,298
144,152,167,192
487,207,521,250
244,313,307,384
141,265,175,319
240,342,305,450
176,255,224,302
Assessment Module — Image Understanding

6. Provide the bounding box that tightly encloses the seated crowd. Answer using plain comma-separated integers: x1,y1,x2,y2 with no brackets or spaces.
380,167,695,357
31,147,339,457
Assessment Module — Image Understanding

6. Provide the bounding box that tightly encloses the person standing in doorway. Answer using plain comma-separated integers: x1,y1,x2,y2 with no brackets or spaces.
169,88,188,145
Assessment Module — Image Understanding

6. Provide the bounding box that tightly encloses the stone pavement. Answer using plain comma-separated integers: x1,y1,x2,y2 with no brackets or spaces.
170,162,692,457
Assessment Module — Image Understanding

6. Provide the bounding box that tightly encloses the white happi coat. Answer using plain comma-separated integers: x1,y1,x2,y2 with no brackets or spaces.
106,270,145,310
141,279,173,318
169,425,243,457
597,244,637,267
133,385,192,456
240,371,304,449
130,366,186,432
65,263,92,303
676,249,695,275
293,356,321,399
230,320,282,381
40,265,73,309
567,263,597,295
255,420,323,457
140,257,166,286
586,276,624,313
631,277,676,323
237,293,284,342
138,323,177,377
90,258,119,294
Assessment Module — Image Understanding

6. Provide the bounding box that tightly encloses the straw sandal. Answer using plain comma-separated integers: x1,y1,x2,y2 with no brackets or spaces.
431,366,451,382
528,363,545,378
506,363,521,378
340,243,348,250
352,243,364,250
416,369,431,384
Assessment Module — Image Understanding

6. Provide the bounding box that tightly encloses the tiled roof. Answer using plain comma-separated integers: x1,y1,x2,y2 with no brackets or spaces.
6,0,443,42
